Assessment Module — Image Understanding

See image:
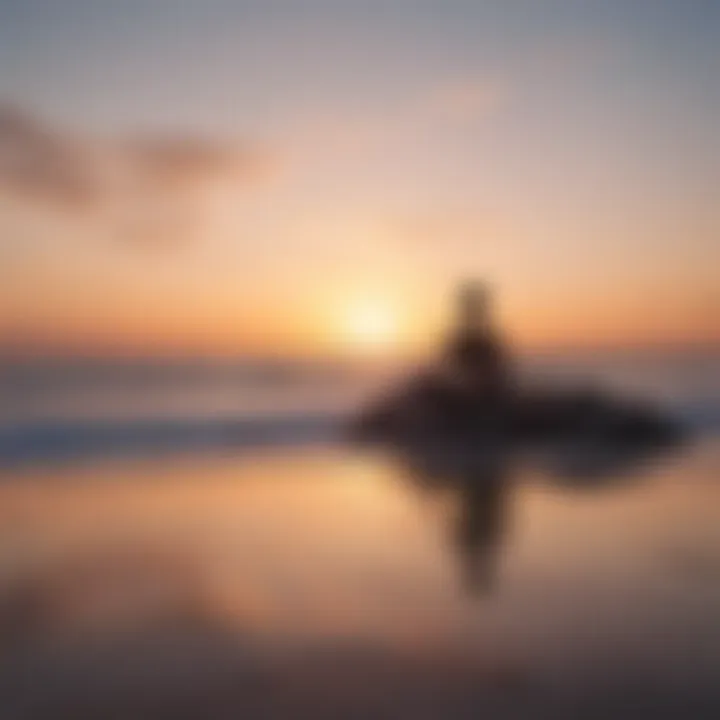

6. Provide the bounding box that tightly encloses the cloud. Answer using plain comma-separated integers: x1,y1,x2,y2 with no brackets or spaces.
124,135,271,190
0,104,101,207
0,102,274,243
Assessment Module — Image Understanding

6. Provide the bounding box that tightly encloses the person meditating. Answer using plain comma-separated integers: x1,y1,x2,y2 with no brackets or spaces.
351,279,680,445
442,281,511,404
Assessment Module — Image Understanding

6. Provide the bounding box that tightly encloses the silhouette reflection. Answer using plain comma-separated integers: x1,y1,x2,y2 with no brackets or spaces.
395,434,685,598
452,454,508,596
397,442,512,598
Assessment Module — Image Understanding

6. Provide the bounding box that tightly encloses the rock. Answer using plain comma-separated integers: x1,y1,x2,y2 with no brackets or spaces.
349,375,684,449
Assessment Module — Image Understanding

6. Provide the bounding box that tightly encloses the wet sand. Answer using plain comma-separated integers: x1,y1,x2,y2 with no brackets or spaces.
0,439,718,718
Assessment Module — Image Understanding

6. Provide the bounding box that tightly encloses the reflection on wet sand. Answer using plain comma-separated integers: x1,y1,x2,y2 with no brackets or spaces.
398,445,511,598
0,439,717,719
0,470,534,720
396,435,683,599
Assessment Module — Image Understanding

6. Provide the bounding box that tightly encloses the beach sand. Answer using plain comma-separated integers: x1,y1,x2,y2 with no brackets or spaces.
0,437,717,718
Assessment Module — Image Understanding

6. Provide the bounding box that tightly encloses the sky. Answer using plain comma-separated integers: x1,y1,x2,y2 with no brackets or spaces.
0,0,718,358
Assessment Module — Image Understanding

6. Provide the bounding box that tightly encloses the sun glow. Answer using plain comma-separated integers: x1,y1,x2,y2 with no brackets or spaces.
342,301,399,352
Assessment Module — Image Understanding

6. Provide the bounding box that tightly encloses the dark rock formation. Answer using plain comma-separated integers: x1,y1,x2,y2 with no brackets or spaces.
349,283,684,449
349,375,683,447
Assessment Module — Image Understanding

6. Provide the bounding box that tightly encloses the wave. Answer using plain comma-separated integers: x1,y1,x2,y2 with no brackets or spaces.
0,397,718,469
674,398,720,431
0,413,345,467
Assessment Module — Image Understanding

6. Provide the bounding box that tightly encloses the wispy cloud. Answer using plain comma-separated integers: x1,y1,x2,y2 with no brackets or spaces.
0,103,274,244
0,104,101,208
123,135,270,190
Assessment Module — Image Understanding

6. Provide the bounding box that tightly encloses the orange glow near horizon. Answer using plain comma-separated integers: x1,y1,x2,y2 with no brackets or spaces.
1,277,717,360
0,2,718,360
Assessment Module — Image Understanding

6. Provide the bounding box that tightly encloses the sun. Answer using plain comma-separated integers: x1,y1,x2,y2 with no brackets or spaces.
343,301,399,352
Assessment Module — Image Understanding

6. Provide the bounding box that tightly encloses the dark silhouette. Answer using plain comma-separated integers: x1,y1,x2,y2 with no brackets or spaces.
442,281,510,404
400,446,511,597
453,458,508,596
350,281,684,448
375,279,690,599
395,430,685,599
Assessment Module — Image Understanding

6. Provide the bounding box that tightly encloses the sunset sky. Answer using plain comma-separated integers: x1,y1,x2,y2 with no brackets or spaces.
0,0,718,358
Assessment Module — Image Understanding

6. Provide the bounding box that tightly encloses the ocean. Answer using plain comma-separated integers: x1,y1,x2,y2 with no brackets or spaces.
0,350,717,465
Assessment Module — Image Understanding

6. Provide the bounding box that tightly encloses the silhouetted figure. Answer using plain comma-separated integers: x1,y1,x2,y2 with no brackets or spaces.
350,280,683,446
443,282,511,404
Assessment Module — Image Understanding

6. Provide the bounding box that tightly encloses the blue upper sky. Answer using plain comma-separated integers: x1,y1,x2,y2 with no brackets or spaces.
1,0,717,131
